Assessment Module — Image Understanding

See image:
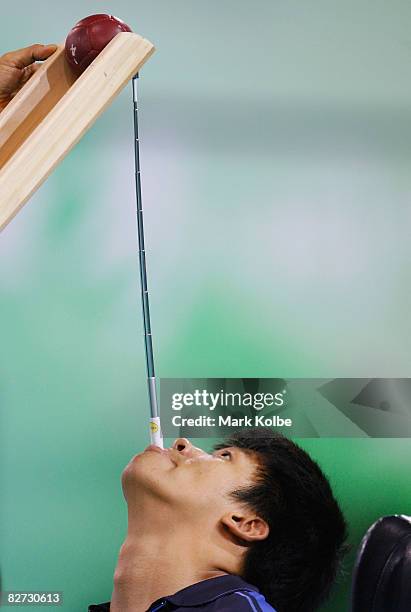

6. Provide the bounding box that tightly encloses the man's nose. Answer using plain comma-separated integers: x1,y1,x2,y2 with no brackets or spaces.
172,438,195,456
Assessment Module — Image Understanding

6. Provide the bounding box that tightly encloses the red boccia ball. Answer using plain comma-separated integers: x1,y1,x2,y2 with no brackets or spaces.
65,14,132,75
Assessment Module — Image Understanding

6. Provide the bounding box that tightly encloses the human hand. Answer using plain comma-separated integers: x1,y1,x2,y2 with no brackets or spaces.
0,43,57,110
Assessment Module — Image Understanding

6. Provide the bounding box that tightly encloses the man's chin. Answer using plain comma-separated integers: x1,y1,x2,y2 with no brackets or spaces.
122,449,174,486
121,452,178,504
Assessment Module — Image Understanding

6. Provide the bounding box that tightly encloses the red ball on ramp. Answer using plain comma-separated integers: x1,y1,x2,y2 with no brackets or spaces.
65,14,132,75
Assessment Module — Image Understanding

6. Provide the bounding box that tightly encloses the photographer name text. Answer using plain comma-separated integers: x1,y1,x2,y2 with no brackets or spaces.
171,415,293,428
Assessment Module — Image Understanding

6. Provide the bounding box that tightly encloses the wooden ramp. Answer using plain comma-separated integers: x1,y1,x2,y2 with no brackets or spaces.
0,32,155,231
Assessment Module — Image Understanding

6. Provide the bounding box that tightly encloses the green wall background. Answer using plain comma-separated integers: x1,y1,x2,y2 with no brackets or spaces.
1,1,411,610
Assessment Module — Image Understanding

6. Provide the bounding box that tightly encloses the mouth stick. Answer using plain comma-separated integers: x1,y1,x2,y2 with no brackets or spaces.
132,73,163,448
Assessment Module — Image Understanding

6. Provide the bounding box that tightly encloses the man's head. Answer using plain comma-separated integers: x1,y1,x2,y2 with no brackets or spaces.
122,428,347,612
122,433,268,544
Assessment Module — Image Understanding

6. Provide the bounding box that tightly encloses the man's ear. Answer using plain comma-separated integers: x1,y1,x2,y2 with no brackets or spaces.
221,512,269,543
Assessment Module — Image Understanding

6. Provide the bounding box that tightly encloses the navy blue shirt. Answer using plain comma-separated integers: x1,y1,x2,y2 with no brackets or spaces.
88,574,276,611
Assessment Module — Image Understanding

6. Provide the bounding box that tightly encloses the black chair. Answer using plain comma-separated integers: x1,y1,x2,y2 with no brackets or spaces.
351,515,411,611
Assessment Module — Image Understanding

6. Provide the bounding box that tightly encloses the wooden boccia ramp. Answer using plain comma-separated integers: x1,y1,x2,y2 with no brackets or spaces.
0,32,154,231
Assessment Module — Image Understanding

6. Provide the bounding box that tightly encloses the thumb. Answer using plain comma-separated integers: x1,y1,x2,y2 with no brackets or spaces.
7,43,57,68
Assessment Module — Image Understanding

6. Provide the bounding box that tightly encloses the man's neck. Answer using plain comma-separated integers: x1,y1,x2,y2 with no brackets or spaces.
111,527,229,612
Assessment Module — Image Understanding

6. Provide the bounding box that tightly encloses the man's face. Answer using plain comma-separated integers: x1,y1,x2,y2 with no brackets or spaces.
122,439,260,525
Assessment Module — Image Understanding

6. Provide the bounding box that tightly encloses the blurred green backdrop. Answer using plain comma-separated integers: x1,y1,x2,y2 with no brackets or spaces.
1,1,411,610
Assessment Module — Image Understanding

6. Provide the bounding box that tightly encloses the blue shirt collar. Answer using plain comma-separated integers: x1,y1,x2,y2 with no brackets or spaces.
150,574,260,609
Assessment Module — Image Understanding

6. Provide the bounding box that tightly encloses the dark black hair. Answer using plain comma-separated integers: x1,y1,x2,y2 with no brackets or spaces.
214,429,348,612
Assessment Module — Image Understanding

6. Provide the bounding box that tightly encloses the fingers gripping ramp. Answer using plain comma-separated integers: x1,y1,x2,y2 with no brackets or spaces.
0,32,155,231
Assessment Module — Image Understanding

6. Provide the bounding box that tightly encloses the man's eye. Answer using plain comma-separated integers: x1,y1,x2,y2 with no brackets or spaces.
220,450,232,460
